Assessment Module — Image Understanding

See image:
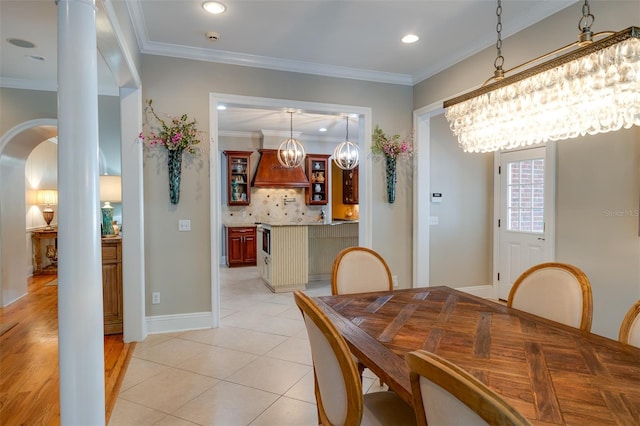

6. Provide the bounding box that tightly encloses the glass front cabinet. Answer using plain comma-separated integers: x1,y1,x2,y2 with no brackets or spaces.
224,150,252,206
306,154,330,205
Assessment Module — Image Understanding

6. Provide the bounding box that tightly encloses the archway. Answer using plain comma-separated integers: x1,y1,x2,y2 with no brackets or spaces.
0,119,58,306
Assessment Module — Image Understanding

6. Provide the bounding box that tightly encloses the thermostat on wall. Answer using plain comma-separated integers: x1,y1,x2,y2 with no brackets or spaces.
431,193,442,203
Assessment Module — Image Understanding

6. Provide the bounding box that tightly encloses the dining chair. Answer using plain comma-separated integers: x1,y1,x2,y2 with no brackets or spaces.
405,350,531,426
331,246,393,386
293,291,416,426
331,246,393,296
619,300,640,347
507,262,593,332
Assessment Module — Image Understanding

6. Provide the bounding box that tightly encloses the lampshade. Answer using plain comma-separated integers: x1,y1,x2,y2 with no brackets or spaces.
277,111,305,168
99,175,122,203
443,0,640,153
36,189,58,206
333,116,360,170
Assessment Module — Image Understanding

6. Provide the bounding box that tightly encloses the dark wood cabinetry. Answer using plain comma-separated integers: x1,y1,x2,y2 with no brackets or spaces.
226,226,257,267
342,166,359,204
306,154,330,205
102,237,123,335
224,150,252,206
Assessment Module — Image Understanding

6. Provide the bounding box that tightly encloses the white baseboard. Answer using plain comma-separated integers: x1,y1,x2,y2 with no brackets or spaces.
146,311,215,334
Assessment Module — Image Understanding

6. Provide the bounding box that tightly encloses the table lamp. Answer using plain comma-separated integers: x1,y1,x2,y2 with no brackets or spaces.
36,189,58,229
99,175,121,237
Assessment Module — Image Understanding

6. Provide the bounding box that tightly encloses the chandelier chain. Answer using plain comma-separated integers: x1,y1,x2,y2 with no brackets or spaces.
494,0,504,76
578,0,594,32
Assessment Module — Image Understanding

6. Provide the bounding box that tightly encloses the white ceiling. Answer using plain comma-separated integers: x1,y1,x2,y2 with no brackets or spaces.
0,0,578,138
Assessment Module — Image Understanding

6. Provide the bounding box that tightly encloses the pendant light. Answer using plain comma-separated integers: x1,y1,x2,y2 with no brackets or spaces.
277,111,306,168
444,0,640,153
333,115,360,170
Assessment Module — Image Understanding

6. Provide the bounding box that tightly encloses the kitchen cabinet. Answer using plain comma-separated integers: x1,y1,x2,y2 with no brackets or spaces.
102,237,123,335
306,154,330,205
224,150,252,206
342,166,359,204
226,226,257,267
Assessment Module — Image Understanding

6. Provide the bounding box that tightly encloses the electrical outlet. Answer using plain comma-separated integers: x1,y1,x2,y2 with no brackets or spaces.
178,219,191,231
152,292,160,304
392,275,399,288
429,216,439,225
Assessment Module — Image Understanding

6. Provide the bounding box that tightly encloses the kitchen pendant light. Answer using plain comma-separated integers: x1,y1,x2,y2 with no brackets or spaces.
444,0,640,153
333,116,359,170
277,111,306,168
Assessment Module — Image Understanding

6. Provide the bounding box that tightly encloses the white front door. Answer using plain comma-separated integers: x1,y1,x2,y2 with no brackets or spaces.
497,146,554,300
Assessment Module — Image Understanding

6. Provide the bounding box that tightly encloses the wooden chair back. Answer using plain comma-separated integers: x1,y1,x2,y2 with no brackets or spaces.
405,350,531,426
507,262,593,331
331,247,393,295
293,291,363,426
619,300,640,347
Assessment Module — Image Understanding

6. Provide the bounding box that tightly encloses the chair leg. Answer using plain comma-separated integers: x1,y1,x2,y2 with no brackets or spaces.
357,361,366,383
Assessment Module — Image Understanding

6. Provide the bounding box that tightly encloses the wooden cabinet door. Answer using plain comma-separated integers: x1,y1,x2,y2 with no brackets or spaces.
227,233,244,265
243,233,256,264
343,166,359,204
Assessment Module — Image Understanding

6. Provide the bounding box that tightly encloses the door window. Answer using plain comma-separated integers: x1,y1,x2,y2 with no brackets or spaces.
507,158,544,233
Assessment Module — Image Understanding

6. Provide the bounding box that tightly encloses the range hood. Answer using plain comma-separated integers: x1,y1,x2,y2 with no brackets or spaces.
252,149,309,188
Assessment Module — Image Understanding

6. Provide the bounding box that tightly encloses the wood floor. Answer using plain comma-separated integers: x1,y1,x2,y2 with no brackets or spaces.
0,274,134,425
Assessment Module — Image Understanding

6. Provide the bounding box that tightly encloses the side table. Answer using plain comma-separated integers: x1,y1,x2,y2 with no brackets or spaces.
32,228,58,275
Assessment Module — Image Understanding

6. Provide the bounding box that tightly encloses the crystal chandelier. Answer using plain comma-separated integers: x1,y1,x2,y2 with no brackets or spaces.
277,111,306,168
333,116,359,170
444,0,640,153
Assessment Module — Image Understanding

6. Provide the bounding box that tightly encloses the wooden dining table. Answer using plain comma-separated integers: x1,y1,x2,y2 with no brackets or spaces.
314,286,640,425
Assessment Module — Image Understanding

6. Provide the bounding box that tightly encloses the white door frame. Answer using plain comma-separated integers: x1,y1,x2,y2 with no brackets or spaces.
208,93,373,327
492,143,556,299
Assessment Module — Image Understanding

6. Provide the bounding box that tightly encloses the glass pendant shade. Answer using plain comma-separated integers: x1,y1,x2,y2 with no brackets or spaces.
333,140,359,170
277,112,306,168
444,27,640,153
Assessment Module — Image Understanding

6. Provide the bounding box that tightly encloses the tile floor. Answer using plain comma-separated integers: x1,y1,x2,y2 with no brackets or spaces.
109,267,385,425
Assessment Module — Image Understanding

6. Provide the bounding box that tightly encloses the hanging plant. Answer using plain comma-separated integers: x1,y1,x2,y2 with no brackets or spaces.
139,99,204,204
371,125,413,203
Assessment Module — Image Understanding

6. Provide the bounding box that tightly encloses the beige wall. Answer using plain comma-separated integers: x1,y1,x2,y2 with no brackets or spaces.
140,55,413,315
413,1,640,338
429,114,493,288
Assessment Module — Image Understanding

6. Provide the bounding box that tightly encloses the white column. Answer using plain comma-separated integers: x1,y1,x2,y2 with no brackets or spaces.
56,0,105,424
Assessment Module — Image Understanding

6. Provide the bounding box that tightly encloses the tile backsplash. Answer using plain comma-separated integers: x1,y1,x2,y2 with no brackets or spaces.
222,188,326,225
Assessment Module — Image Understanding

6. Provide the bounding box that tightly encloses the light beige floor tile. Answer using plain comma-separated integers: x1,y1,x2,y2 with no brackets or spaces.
119,358,168,393
177,345,258,379
224,311,305,336
265,336,312,365
277,305,305,320
108,398,166,426
172,381,279,426
226,356,312,395
119,367,217,414
283,370,316,404
134,333,174,350
211,328,288,355
177,326,248,346
250,396,317,426
153,415,199,426
133,337,212,367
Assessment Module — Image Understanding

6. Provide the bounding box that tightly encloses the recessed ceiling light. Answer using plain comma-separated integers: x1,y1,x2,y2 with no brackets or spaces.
25,54,46,62
203,1,226,14
401,34,419,44
319,128,327,132
217,105,227,110
7,38,36,48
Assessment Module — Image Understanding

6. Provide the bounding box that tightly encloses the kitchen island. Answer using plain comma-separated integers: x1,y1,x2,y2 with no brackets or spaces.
256,221,358,292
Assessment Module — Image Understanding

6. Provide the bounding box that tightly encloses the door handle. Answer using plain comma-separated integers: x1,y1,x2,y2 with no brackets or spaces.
537,237,546,241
